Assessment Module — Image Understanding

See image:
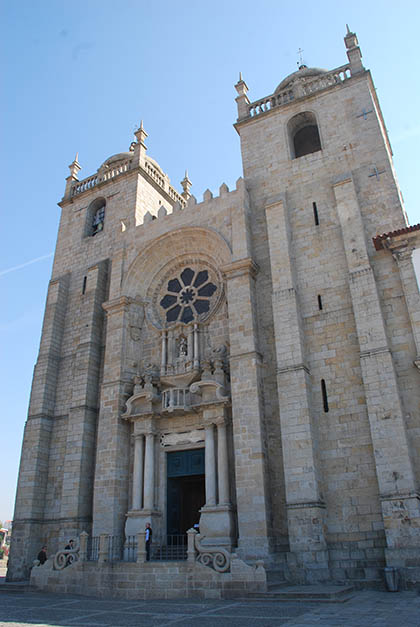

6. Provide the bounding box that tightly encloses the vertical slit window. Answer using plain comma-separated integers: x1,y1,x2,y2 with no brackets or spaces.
82,276,87,294
313,202,319,226
317,294,323,310
321,379,329,413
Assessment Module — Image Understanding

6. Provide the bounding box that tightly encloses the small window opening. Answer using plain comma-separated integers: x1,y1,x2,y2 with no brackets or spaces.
82,276,87,294
313,202,319,226
321,379,329,413
317,294,323,310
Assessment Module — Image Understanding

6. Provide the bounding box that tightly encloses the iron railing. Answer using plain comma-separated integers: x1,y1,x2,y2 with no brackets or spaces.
86,534,188,563
107,535,123,562
150,534,187,561
124,535,137,562
87,536,99,561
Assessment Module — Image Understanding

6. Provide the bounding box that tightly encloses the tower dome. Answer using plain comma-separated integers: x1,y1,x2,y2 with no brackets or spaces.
274,66,328,93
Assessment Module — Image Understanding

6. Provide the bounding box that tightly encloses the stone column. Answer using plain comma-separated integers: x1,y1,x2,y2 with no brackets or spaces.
222,256,272,559
193,324,199,368
136,531,146,563
205,424,216,506
187,326,194,360
143,433,155,510
199,409,235,551
168,329,174,370
61,260,108,536
265,197,328,581
334,177,420,568
132,434,144,510
92,294,132,536
392,247,420,364
125,417,161,543
161,331,167,374
187,528,197,563
216,419,230,505
79,531,88,562
8,274,70,581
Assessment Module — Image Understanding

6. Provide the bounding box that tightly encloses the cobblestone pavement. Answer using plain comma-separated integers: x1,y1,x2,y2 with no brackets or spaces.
0,589,419,627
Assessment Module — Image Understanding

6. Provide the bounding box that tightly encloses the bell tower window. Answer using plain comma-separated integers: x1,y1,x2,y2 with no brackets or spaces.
85,197,106,237
288,112,322,159
92,204,105,235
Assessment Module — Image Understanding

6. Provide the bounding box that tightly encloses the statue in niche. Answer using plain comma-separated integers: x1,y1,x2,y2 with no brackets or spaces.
129,299,144,342
143,363,159,384
178,336,188,358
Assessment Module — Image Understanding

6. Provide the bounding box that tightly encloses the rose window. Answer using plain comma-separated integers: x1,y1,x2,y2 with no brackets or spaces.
160,267,217,324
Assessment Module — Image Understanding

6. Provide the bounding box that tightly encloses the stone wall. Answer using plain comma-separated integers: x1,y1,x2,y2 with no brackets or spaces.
30,556,266,600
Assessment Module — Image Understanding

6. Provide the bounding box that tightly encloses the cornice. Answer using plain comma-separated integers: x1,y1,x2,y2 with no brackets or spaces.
221,257,259,279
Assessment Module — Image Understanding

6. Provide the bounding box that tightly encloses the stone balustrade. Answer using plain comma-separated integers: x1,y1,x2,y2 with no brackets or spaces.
249,90,294,117
162,387,191,411
167,185,186,206
145,161,165,187
248,63,351,119
71,174,98,196
70,157,187,211
101,159,132,181
71,158,133,197
53,529,231,573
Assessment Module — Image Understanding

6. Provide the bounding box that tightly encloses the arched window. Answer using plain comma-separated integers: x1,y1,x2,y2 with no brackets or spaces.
287,112,321,159
92,204,105,235
85,198,106,237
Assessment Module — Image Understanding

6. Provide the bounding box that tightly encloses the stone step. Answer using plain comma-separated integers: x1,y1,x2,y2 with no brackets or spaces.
351,578,385,591
0,581,30,594
268,580,287,590
266,568,287,579
246,584,355,602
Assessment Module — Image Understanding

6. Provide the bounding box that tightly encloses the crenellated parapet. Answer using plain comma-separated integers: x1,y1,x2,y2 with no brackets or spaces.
141,176,246,226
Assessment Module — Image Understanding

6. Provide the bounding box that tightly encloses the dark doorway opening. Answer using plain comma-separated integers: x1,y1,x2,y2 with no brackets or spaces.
167,448,205,537
167,475,205,535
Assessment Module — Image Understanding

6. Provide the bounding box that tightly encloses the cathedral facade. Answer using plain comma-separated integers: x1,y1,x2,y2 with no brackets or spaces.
9,29,420,591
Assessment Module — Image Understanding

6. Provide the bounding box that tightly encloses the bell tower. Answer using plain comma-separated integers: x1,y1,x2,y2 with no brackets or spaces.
234,29,420,580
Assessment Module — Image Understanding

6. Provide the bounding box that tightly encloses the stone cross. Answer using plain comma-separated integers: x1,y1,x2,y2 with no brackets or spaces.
357,108,373,120
368,166,385,180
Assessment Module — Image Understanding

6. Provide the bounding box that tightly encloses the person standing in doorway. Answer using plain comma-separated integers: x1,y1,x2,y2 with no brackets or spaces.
145,523,152,561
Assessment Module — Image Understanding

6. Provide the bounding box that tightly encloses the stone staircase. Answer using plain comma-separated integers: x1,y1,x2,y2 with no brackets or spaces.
0,580,30,594
245,569,355,602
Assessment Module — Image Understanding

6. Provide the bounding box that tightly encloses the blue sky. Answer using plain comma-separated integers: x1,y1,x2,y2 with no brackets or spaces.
1,0,419,524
